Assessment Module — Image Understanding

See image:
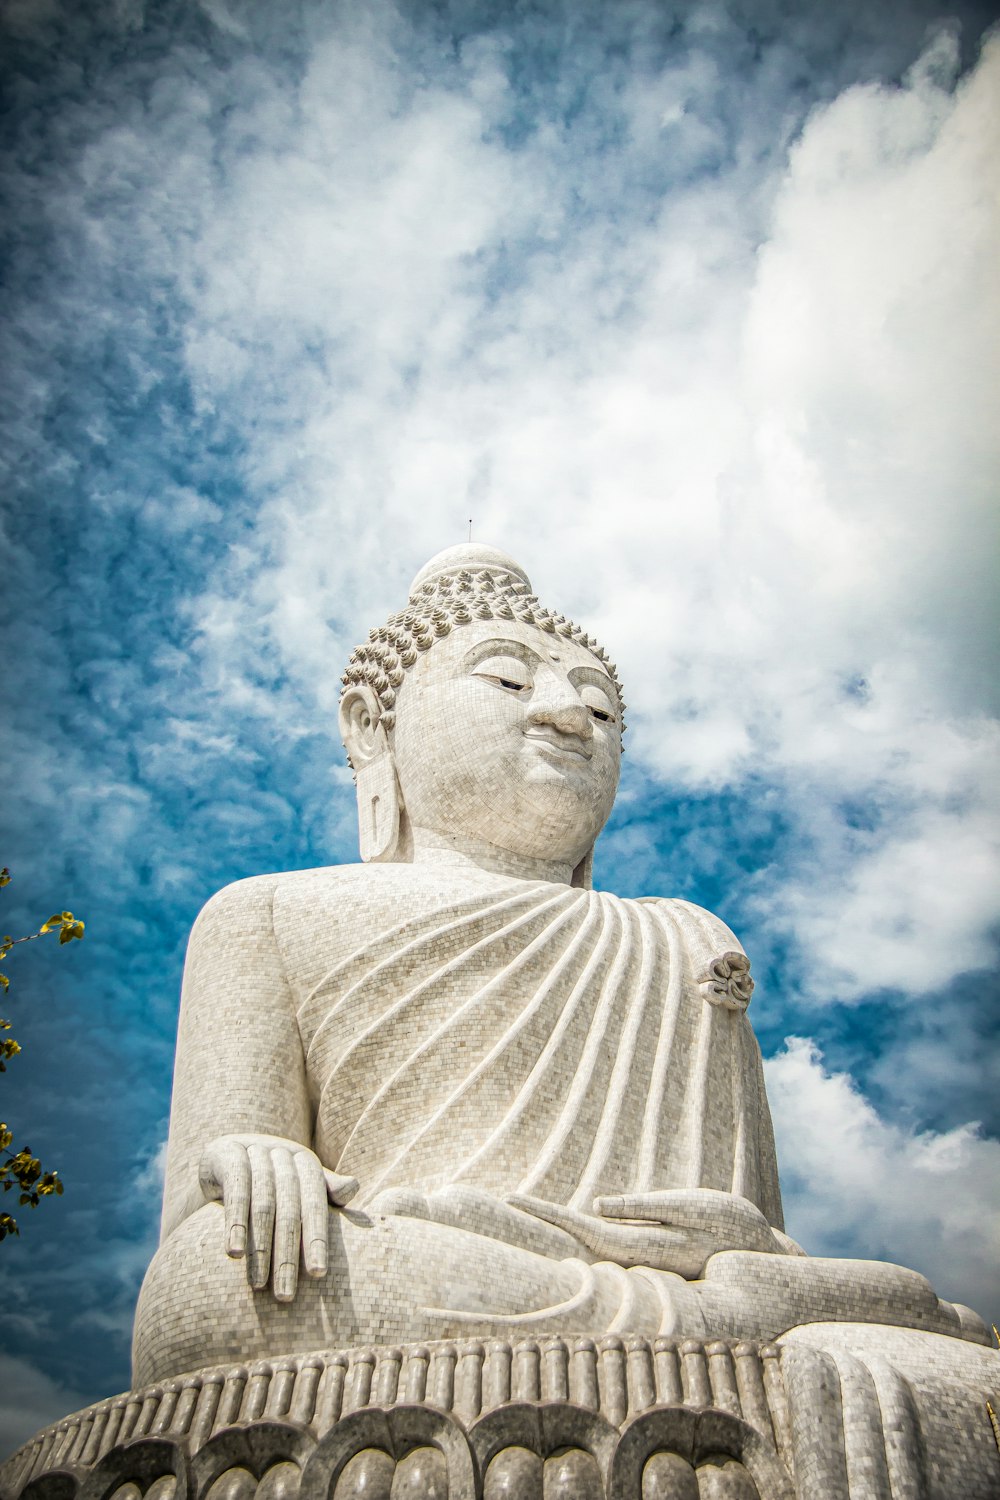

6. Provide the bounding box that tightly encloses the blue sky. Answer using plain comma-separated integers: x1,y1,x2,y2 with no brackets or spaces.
2,0,998,1457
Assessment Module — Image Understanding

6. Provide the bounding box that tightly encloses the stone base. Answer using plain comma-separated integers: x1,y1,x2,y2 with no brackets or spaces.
2,1329,997,1499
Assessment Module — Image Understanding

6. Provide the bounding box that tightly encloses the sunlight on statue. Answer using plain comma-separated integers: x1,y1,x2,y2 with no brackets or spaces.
134,544,986,1384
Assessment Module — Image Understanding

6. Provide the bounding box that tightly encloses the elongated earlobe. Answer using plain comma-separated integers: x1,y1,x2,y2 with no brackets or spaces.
357,752,401,862
571,847,594,890
340,683,403,863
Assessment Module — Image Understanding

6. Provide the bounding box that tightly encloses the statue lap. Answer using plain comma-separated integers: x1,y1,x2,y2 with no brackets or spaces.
133,1197,983,1388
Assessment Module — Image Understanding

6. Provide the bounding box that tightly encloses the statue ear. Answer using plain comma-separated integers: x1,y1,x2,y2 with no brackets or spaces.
339,685,402,863
339,684,384,770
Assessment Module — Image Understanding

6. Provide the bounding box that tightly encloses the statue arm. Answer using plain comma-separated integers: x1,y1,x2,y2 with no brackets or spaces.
160,874,309,1241
160,877,359,1302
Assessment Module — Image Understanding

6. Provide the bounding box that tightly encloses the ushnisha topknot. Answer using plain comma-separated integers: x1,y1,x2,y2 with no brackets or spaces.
341,542,626,744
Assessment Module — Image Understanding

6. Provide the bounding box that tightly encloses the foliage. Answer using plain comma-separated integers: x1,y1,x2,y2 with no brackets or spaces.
0,867,84,1241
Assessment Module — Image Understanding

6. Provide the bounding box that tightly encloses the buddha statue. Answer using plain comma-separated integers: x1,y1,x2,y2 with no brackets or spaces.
131,544,988,1393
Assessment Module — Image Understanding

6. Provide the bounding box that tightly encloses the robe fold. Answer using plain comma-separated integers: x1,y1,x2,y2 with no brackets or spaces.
295,881,783,1230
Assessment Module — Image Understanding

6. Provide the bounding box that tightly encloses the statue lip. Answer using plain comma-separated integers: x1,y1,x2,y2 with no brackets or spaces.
523,729,592,760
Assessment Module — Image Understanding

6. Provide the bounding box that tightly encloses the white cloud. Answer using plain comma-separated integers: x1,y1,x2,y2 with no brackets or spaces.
765,1037,1000,1322
132,1136,168,1208
751,759,1000,999
138,21,1000,1003
1,8,994,1005
742,26,999,721
28,0,996,1043
731,31,1000,998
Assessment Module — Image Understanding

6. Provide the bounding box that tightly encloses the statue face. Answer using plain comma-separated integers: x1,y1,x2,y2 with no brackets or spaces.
390,618,622,869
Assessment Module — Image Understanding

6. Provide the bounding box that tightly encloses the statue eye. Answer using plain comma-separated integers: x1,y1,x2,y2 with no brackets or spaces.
579,683,617,723
472,655,532,693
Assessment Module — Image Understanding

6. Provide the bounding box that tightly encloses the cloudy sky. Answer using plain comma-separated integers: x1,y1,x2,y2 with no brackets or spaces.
1,0,998,1457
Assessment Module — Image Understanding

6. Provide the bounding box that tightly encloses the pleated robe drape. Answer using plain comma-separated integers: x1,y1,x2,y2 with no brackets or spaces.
296,882,783,1230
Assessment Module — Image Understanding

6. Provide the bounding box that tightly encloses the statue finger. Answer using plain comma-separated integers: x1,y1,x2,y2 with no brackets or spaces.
295,1151,330,1279
221,1142,252,1257
594,1190,776,1259
197,1143,224,1203
198,1138,251,1257
593,1190,716,1225
578,1216,712,1275
323,1168,361,1207
506,1194,621,1255
271,1147,302,1301
246,1142,276,1290
510,1193,710,1274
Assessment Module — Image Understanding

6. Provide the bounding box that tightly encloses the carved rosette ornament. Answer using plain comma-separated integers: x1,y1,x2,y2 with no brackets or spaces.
696,951,754,1011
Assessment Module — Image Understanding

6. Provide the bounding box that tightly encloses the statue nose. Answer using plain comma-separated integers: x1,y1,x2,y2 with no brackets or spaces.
527,682,592,737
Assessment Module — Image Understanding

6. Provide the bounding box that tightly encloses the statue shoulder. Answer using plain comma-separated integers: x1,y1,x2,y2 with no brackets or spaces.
634,894,746,956
190,865,370,943
188,870,283,938
182,867,378,1011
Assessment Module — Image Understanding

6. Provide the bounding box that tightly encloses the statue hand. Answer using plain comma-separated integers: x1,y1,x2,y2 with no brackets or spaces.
198,1134,359,1301
507,1188,783,1279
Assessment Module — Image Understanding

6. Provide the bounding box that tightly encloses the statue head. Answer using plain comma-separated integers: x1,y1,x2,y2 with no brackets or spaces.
339,544,625,885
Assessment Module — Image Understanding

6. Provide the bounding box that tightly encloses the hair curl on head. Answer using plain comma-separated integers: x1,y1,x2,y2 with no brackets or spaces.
340,566,626,745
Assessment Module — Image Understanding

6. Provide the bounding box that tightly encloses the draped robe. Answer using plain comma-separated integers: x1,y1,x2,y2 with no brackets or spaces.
293,878,784,1230
137,864,981,1388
